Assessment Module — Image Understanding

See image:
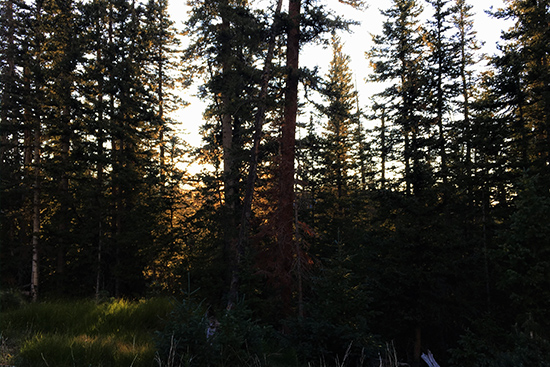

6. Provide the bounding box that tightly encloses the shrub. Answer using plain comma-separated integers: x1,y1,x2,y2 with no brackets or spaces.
155,299,273,367
449,317,550,367
282,315,376,367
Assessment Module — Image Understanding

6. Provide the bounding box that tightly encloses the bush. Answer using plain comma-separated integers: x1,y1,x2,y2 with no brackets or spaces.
155,299,273,367
449,317,550,367
282,315,377,367
279,253,378,366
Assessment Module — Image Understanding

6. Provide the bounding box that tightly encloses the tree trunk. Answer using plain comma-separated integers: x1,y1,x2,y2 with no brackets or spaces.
217,3,241,307
157,46,165,175
380,107,387,189
0,0,15,163
219,1,234,201
228,0,283,308
95,41,105,300
413,325,422,366
57,102,70,294
278,0,300,313
30,115,41,303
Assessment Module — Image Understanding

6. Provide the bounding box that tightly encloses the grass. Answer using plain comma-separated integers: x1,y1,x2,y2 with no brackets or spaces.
1,297,379,367
0,297,175,367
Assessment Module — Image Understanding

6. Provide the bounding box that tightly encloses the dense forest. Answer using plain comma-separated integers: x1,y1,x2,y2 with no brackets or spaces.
1,0,550,365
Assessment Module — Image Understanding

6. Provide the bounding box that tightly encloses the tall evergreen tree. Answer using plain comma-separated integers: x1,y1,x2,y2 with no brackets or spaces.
367,0,429,195
450,2,550,363
311,34,359,249
319,34,356,200
0,0,30,291
182,0,270,306
22,0,47,302
425,0,457,186
450,0,481,196
366,1,480,362
38,0,84,295
494,0,550,173
0,0,186,299
277,0,301,314
79,0,111,298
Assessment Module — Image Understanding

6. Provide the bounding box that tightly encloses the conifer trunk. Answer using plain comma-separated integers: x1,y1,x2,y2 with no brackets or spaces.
57,102,70,294
30,111,41,303
229,0,283,308
0,0,14,163
380,107,387,188
95,42,105,300
413,326,422,366
217,3,240,307
278,0,300,313
29,1,42,302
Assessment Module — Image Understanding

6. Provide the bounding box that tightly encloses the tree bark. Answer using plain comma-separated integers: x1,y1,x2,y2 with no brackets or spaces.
95,41,105,300
29,1,43,303
30,111,41,303
228,0,283,308
57,100,70,294
0,0,15,163
380,107,387,189
278,0,300,313
413,325,422,366
216,2,241,307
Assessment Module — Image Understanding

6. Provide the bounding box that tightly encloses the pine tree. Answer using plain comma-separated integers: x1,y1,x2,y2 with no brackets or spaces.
367,0,429,195
79,0,110,298
468,0,550,358
102,0,180,297
180,0,359,313
450,0,481,197
0,0,187,299
277,0,301,314
23,0,47,302
311,34,359,247
319,34,357,200
0,0,30,291
366,1,478,361
142,0,181,176
182,0,271,306
424,0,457,186
494,0,550,173
38,0,84,295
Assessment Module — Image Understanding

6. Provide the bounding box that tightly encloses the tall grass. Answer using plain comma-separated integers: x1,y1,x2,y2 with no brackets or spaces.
0,298,174,367
2,298,380,366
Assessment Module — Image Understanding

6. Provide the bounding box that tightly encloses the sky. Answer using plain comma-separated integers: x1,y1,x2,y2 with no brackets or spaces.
167,0,512,148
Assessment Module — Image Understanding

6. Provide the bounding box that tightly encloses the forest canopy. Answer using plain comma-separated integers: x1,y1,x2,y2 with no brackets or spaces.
2,0,550,365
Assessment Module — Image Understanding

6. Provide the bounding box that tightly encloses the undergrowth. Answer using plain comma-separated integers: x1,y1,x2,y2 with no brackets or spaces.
0,297,174,367
1,297,380,367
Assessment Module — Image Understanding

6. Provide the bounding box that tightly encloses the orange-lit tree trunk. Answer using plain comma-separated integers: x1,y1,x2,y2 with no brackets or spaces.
278,0,300,313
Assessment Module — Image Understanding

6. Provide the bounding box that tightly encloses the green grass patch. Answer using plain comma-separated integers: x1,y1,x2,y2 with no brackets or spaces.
0,298,174,367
